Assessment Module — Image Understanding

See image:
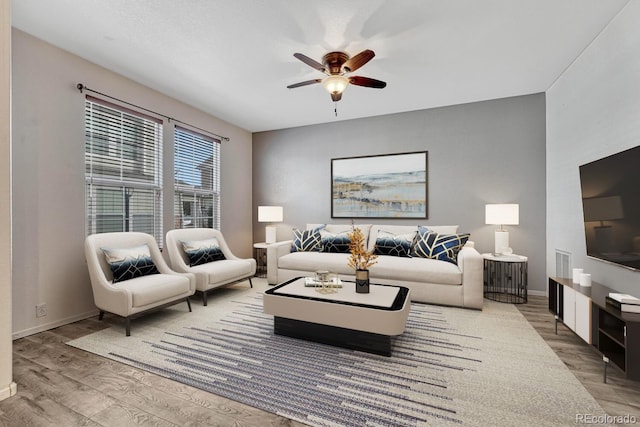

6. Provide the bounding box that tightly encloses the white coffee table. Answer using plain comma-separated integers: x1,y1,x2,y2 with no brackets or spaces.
263,277,411,356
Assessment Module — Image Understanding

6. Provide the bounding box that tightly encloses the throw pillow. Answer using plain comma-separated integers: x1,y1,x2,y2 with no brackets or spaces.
291,225,325,252
374,229,417,257
319,229,352,253
101,244,160,283
411,227,470,264
181,237,226,266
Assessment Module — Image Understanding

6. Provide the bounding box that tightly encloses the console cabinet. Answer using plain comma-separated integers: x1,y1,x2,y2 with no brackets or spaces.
549,277,640,380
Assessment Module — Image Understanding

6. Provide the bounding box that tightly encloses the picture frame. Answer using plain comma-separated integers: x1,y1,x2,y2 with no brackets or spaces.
331,151,428,219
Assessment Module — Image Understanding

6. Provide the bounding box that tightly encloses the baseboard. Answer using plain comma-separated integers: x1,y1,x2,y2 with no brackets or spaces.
0,382,17,401
12,309,99,340
528,289,547,297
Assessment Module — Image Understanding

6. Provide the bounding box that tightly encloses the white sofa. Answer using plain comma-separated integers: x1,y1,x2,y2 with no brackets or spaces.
267,224,483,309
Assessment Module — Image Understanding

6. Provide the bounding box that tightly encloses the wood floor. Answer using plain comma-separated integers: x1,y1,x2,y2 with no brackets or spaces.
1,293,639,426
517,295,640,422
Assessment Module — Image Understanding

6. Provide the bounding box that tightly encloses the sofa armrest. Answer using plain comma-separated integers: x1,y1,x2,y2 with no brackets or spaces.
457,241,484,309
267,240,293,284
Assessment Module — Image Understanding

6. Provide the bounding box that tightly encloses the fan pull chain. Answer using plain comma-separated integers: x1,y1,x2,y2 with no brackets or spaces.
334,102,338,117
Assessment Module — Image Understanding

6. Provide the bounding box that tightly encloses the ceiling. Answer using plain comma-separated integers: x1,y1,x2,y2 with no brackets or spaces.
12,0,630,133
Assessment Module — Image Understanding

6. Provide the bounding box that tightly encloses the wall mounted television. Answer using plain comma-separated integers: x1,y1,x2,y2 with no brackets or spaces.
579,145,640,270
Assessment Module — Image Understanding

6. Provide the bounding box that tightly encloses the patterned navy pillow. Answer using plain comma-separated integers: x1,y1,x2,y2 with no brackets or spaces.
101,244,160,283
374,230,416,257
411,226,470,264
181,237,226,266
291,225,325,252
320,230,352,253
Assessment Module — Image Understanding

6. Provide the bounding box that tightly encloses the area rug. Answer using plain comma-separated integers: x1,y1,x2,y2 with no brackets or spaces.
68,287,611,426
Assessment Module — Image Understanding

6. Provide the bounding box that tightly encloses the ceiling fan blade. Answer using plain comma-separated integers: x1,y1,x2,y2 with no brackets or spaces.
293,53,326,73
349,76,387,89
342,49,375,73
331,92,342,102
287,79,322,89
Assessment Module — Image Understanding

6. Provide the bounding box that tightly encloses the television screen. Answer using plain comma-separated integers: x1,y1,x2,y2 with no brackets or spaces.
579,145,640,270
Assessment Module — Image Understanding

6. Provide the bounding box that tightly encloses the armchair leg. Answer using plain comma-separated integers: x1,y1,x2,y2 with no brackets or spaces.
98,310,105,321
249,278,253,288
202,290,208,306
186,297,192,312
125,318,131,337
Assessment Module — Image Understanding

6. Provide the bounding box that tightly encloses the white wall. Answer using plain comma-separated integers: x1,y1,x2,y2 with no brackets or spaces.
547,0,640,294
11,29,253,338
1,0,17,401
254,94,548,292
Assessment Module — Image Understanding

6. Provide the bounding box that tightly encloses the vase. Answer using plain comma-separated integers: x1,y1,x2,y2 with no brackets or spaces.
355,269,370,294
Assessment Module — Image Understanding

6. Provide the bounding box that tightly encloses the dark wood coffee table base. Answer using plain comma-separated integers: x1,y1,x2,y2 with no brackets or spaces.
274,316,393,356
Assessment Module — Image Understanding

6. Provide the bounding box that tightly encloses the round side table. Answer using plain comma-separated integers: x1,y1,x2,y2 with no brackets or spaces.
253,242,269,278
482,253,528,304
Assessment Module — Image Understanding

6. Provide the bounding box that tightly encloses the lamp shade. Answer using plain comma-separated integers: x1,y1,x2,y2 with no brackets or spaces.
485,204,519,225
258,206,283,223
323,75,349,95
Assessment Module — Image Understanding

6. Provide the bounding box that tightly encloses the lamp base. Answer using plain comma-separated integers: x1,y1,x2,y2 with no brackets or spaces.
265,226,277,244
494,230,511,255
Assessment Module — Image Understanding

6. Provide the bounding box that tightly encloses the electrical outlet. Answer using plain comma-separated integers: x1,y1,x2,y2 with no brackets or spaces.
36,303,47,318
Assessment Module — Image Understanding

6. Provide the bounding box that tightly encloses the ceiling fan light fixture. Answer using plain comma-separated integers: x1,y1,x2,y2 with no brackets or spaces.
323,75,349,95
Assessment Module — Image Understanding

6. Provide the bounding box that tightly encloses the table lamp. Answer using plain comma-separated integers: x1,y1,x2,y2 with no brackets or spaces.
258,206,283,244
485,204,519,255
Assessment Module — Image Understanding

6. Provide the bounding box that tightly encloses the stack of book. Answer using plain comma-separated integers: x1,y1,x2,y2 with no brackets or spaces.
606,293,640,313
304,277,342,288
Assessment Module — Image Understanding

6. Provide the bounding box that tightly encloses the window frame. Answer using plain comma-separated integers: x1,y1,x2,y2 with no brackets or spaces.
84,96,164,245
173,125,221,230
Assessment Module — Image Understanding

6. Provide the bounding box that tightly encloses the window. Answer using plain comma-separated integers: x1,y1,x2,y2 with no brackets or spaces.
84,96,164,244
174,126,220,230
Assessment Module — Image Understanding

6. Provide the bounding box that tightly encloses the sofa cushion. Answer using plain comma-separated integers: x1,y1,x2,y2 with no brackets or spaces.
181,238,226,266
319,229,351,253
191,259,255,284
278,252,354,275
291,226,325,252
369,256,462,285
367,225,458,252
115,273,191,307
101,244,159,283
373,229,417,257
411,227,470,264
309,224,372,250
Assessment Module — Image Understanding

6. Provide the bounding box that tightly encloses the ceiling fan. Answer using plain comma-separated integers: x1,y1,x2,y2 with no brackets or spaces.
287,49,387,102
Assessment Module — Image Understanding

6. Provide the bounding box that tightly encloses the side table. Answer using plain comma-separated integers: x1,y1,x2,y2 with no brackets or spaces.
253,243,269,278
482,253,528,303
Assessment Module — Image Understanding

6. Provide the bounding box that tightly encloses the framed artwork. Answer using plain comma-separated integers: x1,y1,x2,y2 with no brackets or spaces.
331,151,428,219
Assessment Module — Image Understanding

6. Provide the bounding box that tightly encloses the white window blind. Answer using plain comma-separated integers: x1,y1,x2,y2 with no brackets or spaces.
174,126,220,230
84,96,164,245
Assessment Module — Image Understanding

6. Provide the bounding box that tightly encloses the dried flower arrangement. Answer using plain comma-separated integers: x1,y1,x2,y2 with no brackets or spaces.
347,227,378,271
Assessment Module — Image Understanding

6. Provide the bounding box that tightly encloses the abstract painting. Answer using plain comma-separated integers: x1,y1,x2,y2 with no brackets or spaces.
331,151,428,218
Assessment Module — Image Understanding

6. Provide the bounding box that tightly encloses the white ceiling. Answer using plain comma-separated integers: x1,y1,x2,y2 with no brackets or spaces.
12,0,630,133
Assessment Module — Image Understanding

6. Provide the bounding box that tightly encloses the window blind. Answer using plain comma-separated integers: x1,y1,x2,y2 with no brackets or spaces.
85,96,164,245
174,126,220,230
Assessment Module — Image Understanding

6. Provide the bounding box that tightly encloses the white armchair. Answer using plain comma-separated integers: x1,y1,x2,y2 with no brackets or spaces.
85,232,195,336
166,228,256,306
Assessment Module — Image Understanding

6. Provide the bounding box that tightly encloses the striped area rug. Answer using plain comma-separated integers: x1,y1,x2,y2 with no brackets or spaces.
68,287,610,426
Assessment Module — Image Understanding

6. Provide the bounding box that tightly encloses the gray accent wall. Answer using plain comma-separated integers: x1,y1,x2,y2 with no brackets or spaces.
547,1,640,295
253,94,547,292
11,29,253,338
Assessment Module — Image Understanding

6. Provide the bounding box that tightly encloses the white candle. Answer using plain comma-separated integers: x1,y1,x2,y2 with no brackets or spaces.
572,268,583,284
580,273,592,287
